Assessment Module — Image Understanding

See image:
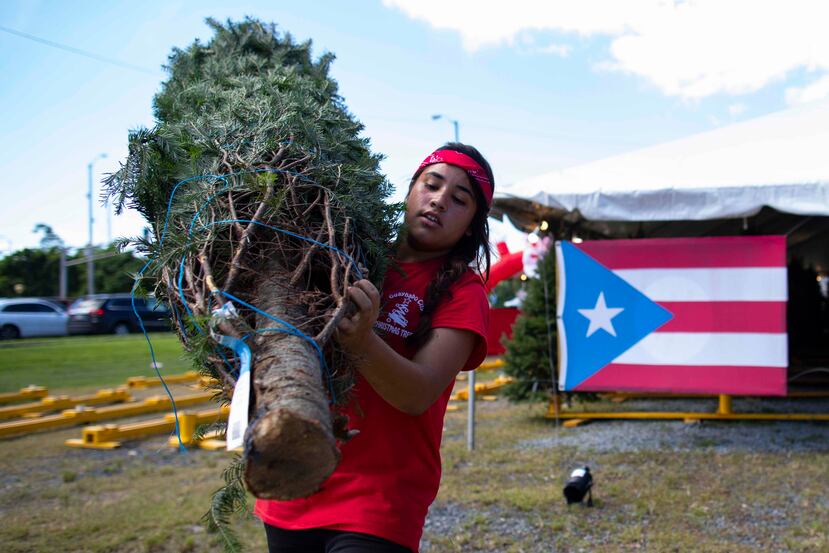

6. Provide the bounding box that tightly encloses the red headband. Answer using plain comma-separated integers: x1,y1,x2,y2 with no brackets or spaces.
417,149,493,208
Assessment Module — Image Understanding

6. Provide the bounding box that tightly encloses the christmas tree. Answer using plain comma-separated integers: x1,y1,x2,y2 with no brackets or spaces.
105,17,399,508
502,237,558,400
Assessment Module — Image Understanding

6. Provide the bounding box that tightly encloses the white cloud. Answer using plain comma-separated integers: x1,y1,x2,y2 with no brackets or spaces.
513,31,571,56
383,0,829,100
535,43,571,57
728,103,747,117
785,74,829,105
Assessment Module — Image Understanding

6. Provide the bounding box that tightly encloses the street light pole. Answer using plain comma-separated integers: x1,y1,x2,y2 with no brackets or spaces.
431,114,460,142
86,153,107,295
59,247,67,300
105,198,112,246
431,113,476,451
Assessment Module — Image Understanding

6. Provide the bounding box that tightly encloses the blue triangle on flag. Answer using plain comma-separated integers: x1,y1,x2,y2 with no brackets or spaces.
558,241,673,391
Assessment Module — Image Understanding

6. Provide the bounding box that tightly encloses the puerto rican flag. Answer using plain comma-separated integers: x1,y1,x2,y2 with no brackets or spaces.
556,236,787,396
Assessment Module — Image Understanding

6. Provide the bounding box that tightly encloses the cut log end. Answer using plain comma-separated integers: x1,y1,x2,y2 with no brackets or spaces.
243,407,340,500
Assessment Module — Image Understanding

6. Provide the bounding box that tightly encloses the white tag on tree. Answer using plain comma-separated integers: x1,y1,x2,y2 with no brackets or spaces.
211,325,252,452
226,368,250,451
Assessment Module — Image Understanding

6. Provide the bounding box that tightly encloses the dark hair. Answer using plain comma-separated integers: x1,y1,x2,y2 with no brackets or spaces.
405,142,493,349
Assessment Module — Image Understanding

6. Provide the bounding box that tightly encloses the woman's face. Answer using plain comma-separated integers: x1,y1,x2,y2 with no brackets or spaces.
402,163,478,259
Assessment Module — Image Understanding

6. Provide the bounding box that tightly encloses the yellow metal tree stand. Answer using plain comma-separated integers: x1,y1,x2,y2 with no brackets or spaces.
547,393,829,427
0,385,49,405
65,404,229,449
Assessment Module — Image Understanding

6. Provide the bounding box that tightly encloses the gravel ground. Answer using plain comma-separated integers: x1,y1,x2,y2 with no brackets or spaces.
423,502,546,553
422,396,829,552
528,396,829,454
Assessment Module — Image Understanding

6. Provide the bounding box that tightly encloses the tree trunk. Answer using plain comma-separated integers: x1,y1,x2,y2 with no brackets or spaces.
243,262,340,499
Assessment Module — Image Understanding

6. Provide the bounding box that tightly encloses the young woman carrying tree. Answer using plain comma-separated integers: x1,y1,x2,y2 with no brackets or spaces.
255,142,494,553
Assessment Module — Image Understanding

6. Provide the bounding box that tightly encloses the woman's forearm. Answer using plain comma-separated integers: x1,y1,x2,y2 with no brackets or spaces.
351,329,475,416
336,280,477,415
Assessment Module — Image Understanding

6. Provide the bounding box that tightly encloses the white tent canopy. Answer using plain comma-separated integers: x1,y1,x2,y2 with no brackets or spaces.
492,100,829,374
496,99,829,223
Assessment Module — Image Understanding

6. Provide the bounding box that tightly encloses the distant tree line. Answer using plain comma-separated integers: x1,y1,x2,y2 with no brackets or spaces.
0,225,144,298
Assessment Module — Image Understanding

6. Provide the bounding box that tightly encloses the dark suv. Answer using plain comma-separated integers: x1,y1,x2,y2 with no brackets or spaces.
67,294,172,335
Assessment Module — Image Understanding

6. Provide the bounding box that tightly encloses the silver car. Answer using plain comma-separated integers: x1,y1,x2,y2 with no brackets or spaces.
0,298,69,339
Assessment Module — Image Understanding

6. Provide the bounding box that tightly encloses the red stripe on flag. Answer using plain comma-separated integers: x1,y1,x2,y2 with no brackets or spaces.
656,301,787,333
577,235,786,269
574,363,787,396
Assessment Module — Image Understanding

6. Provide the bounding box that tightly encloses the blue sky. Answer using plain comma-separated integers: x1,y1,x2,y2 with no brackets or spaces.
2,0,827,253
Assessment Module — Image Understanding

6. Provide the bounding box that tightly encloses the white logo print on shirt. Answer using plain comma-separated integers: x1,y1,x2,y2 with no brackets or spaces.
374,291,425,338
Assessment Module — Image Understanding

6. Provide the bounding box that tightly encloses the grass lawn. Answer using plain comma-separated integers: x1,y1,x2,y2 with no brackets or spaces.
0,424,265,553
0,333,192,393
428,400,829,552
1,396,827,552
1,338,826,552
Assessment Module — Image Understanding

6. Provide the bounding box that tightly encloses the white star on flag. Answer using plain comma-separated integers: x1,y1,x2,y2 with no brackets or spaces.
578,292,624,337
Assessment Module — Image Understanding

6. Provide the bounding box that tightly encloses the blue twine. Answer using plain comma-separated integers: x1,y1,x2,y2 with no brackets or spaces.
129,274,186,452
241,327,337,402
218,291,336,404
208,219,363,280
177,170,361,332
132,163,356,449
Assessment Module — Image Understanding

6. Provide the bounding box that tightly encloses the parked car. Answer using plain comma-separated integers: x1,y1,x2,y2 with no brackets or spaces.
67,294,172,335
0,298,69,339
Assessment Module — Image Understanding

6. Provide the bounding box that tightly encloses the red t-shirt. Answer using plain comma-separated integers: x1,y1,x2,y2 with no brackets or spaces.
255,257,489,552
